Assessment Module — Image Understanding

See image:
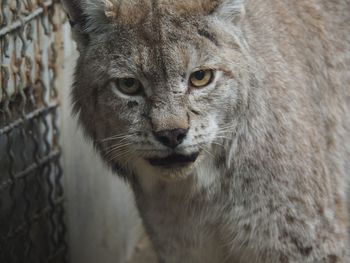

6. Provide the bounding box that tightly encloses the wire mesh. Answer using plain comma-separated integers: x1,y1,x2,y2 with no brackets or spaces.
0,1,68,262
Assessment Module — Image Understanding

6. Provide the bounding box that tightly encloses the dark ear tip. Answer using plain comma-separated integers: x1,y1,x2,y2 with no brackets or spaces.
62,0,86,28
69,18,76,27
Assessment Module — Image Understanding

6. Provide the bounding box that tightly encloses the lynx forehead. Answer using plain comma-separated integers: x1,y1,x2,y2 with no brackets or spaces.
84,0,221,21
63,0,350,262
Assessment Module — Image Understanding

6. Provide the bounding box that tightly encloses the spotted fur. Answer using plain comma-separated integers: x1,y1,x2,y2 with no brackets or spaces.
62,0,350,262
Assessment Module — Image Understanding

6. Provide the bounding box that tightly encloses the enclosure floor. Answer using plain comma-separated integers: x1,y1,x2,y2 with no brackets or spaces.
128,235,157,263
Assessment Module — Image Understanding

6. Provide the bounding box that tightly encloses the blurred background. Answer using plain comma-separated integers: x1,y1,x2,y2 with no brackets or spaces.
0,1,151,262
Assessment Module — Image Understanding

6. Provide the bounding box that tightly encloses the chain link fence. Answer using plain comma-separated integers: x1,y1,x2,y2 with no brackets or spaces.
0,0,68,262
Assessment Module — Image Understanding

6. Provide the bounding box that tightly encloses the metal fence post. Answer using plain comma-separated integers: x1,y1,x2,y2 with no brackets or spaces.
0,1,68,262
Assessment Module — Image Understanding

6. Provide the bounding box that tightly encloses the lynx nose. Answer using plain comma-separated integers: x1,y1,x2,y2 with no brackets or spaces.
153,129,188,149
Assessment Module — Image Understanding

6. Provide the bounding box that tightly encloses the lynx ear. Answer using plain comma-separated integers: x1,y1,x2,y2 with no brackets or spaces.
61,0,90,49
61,0,87,29
61,0,116,49
213,0,246,22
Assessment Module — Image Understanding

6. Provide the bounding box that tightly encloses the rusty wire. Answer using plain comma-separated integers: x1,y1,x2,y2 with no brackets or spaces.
0,0,68,262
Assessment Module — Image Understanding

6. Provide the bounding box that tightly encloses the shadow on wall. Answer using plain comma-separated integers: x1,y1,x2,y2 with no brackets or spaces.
59,23,142,263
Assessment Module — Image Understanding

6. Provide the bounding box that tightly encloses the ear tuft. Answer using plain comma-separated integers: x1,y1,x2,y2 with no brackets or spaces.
61,0,87,29
104,0,118,19
214,0,246,22
61,0,114,32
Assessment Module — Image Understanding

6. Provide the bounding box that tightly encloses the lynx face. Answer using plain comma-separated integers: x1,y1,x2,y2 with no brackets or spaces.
67,0,249,179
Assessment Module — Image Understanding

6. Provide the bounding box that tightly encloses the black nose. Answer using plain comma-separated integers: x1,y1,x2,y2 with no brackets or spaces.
153,129,188,148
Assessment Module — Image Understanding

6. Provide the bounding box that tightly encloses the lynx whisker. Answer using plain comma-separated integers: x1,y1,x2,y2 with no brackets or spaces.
105,148,136,163
98,133,137,142
103,142,134,157
211,142,226,148
198,145,215,159
214,136,233,141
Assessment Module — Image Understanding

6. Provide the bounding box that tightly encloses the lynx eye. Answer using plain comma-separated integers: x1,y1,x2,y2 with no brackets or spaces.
117,78,142,95
189,69,214,88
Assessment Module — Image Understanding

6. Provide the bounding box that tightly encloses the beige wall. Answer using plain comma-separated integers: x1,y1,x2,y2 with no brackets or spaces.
59,23,142,263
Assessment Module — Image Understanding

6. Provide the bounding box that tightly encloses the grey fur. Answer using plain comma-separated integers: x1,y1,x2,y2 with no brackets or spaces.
62,0,350,262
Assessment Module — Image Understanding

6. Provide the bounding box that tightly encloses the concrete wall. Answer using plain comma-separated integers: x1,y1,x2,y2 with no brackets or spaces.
59,23,142,263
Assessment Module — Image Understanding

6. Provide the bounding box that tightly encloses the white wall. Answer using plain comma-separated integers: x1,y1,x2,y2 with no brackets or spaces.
59,23,142,263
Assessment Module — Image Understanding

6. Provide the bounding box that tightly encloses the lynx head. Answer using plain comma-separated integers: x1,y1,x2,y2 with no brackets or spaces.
63,0,256,180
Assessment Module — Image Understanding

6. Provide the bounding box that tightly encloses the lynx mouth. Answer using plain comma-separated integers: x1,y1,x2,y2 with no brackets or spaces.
147,152,200,167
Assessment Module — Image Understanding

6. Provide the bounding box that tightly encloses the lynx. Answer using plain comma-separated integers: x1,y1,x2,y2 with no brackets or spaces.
62,0,350,262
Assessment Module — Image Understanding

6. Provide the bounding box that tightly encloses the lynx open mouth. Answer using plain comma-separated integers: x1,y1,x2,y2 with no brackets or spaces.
147,152,200,167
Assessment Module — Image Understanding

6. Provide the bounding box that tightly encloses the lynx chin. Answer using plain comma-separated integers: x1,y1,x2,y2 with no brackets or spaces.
62,0,350,262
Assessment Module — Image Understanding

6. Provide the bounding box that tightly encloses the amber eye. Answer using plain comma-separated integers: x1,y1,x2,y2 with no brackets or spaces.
189,69,214,88
117,78,142,95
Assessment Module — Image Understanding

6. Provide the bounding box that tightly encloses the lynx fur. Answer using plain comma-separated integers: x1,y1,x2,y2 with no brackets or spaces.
62,0,350,262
